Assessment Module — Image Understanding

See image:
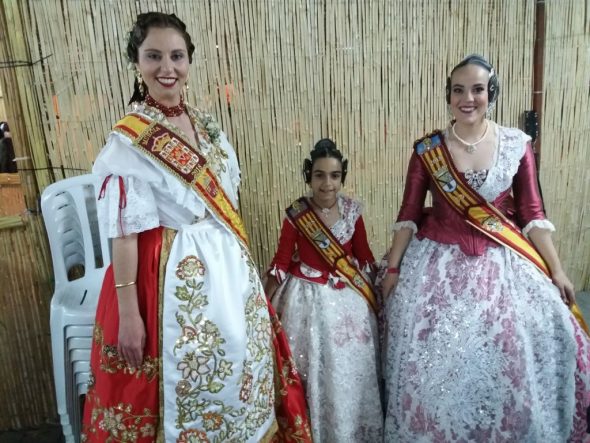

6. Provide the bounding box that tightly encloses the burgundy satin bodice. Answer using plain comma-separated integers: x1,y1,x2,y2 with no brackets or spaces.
397,140,546,256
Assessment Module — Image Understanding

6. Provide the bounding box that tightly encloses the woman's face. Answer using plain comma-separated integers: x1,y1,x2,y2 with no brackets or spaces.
449,64,490,126
309,157,343,204
135,26,190,105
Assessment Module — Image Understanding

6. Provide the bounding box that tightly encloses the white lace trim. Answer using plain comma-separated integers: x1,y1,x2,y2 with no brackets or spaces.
522,219,556,236
98,175,160,238
93,116,241,233
476,126,530,202
330,195,362,244
299,262,323,278
391,220,418,234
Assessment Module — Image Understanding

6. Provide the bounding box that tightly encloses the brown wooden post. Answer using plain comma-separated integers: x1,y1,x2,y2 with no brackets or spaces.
532,0,546,166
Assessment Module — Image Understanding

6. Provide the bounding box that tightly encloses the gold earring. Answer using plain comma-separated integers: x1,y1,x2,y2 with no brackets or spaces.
136,71,146,95
182,75,189,100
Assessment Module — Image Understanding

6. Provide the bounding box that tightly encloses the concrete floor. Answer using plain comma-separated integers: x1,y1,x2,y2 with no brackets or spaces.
2,292,589,443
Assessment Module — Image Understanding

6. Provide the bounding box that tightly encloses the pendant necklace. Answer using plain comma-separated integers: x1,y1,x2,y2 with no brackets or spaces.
451,120,490,154
310,197,337,218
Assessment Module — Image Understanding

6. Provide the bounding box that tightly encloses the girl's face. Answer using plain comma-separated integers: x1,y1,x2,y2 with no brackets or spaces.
309,157,342,204
135,27,190,105
449,64,490,126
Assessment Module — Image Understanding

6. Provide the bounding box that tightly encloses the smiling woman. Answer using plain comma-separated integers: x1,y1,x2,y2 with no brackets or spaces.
80,12,310,443
381,54,590,442
135,28,189,106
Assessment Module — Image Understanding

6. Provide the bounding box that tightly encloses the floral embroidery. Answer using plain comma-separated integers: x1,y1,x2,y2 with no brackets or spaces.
93,325,158,382
383,237,590,441
196,111,221,145
177,352,212,381
202,412,224,432
176,379,191,397
239,362,254,403
187,107,228,175
82,392,157,442
332,312,372,346
172,252,274,441
176,255,205,279
273,414,313,443
178,429,210,442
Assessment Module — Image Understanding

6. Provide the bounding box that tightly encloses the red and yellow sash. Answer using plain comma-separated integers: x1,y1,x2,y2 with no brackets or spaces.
415,130,588,333
113,113,249,248
286,197,378,313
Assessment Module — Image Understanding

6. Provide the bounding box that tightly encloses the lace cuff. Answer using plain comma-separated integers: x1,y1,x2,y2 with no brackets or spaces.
98,175,160,238
391,220,418,234
268,265,287,285
522,219,556,237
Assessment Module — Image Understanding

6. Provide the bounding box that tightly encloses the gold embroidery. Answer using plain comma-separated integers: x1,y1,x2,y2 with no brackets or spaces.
82,392,157,443
172,250,275,441
92,324,159,381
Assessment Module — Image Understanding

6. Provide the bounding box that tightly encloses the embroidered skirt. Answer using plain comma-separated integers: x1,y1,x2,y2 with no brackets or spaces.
82,219,278,442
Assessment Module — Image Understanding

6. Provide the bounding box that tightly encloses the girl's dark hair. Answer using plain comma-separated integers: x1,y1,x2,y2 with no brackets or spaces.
303,138,348,184
445,54,500,105
127,12,195,104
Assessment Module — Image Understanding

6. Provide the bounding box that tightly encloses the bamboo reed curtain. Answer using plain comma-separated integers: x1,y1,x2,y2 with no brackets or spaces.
0,0,588,429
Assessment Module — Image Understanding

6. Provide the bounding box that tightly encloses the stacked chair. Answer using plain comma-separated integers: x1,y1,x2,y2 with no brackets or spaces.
41,174,110,443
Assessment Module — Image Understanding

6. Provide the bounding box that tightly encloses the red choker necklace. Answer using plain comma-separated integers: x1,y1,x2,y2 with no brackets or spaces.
145,94,185,117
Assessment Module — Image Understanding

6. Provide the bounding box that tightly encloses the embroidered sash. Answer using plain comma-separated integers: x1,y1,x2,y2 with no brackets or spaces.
415,130,589,333
286,197,378,313
113,113,249,248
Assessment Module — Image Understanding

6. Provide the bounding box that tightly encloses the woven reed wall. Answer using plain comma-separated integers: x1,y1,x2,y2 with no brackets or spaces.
0,0,588,429
541,0,590,289
0,83,5,119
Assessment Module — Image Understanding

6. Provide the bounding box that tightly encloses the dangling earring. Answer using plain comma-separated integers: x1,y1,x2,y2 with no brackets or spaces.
182,74,189,101
136,71,146,96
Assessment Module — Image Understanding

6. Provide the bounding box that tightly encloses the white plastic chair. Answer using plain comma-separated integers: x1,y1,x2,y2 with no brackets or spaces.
41,174,110,443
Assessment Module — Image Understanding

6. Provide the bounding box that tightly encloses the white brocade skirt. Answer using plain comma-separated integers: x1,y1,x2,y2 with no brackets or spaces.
383,237,590,443
161,218,276,442
272,275,383,442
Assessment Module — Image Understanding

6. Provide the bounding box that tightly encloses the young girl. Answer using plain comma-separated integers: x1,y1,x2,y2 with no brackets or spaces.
265,138,383,442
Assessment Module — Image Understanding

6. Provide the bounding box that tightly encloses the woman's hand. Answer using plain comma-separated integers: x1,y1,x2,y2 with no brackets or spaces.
381,272,400,299
552,269,575,306
117,311,146,368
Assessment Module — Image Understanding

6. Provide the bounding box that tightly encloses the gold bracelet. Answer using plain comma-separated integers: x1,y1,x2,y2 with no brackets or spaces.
115,281,136,289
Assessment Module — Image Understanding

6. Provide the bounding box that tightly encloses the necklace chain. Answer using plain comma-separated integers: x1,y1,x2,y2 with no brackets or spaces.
451,120,489,154
310,197,337,217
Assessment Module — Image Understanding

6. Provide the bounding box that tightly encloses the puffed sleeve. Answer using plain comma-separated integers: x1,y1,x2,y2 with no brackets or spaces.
512,142,556,235
393,151,430,233
267,217,298,284
93,134,160,238
351,216,375,268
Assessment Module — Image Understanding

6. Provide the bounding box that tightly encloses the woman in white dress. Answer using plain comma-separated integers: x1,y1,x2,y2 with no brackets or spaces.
381,54,590,442
82,12,310,442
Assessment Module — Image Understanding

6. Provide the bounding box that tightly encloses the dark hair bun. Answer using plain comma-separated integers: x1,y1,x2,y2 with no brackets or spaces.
302,138,348,184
